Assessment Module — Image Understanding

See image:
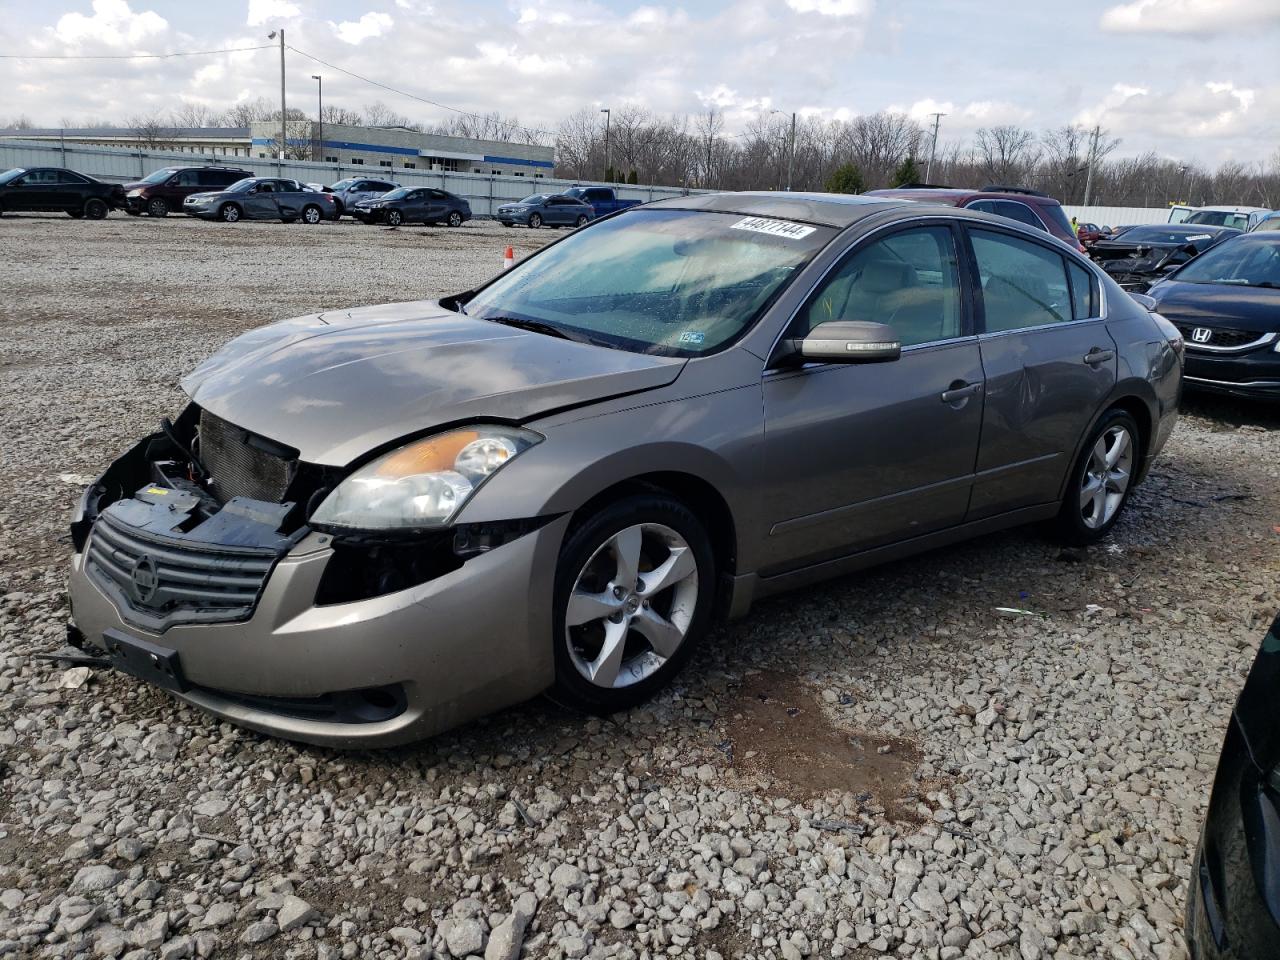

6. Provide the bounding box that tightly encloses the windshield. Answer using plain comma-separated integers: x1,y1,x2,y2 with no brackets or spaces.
1254,215,1280,233
0,167,25,185
381,187,412,200
519,194,548,204
140,168,178,184
1172,238,1280,288
465,208,834,357
225,178,256,193
1185,210,1250,230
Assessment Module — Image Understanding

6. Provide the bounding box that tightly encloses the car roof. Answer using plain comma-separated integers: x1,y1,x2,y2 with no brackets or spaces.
865,187,1062,207
1190,205,1270,214
645,191,908,228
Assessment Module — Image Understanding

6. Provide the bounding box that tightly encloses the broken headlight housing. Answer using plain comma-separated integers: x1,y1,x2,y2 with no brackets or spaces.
310,426,541,532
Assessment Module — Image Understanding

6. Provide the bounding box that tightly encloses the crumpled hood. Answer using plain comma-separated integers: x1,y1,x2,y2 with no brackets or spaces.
181,300,686,466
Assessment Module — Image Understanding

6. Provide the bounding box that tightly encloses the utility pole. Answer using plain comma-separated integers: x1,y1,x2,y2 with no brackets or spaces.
600,108,611,182
925,112,945,183
786,111,796,191
311,74,322,163
1082,124,1100,208
268,29,286,163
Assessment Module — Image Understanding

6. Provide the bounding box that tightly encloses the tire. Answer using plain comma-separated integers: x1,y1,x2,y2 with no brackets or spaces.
447,210,463,228
146,197,168,217
1053,408,1140,546
528,213,543,229
386,209,403,227
83,198,109,220
332,198,344,218
301,204,322,225
550,494,716,714
218,204,241,223
576,215,589,228
67,210,84,219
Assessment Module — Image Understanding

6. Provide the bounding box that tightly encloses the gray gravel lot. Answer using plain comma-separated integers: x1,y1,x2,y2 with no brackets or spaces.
2,213,1279,960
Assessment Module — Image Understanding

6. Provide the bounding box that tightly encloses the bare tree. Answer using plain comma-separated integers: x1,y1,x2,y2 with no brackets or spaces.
0,115,35,131
694,107,725,188
223,98,276,127
321,104,364,126
974,125,1040,185
129,113,168,148
171,102,221,128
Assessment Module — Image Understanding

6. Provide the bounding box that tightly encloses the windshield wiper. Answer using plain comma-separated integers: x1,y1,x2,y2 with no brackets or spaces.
485,316,579,341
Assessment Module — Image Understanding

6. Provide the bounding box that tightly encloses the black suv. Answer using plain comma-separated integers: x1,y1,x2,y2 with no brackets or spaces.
122,166,253,217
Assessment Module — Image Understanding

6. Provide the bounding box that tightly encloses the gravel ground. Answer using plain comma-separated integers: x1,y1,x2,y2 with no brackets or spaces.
2,213,1279,960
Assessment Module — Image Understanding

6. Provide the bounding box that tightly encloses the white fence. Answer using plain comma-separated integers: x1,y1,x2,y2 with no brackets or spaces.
1062,205,1172,227
0,139,702,218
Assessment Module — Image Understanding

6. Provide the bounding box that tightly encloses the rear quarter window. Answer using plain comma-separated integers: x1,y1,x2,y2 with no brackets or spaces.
1038,203,1076,240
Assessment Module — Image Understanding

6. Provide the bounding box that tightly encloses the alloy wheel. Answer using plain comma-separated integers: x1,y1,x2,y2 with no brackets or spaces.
448,211,463,227
303,206,321,224
387,209,403,226
1080,424,1133,529
565,523,699,689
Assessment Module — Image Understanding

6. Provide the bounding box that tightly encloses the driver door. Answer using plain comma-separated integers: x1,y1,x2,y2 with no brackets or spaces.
758,223,985,571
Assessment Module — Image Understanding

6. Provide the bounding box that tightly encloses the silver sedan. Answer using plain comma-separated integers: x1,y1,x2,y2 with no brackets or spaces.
67,193,1182,746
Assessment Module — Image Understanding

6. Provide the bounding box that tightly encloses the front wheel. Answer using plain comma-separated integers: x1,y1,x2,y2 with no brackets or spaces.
386,209,403,226
146,198,168,217
447,210,463,228
301,204,322,225
528,213,543,229
218,204,241,223
83,198,109,220
1053,409,1140,545
551,495,715,713
576,215,589,228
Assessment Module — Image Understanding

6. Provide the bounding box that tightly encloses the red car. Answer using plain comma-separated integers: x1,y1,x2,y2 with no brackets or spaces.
1076,222,1109,247
865,184,1085,252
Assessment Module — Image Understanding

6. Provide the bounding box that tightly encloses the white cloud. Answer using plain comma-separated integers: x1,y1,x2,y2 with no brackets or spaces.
246,0,300,28
331,11,395,44
785,0,872,16
54,0,167,47
1100,0,1280,34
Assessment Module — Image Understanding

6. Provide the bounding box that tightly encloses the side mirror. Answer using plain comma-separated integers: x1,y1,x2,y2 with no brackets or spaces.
785,321,902,365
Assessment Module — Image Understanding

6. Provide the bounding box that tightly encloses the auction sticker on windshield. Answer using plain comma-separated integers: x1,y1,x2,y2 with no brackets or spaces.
731,216,816,240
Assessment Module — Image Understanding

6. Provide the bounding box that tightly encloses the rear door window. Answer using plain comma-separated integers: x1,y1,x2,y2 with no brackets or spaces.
1067,261,1097,319
994,200,1046,231
971,229,1073,332
172,170,200,186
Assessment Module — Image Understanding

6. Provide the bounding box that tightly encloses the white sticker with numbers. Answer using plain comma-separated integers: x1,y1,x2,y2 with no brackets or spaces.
730,216,816,240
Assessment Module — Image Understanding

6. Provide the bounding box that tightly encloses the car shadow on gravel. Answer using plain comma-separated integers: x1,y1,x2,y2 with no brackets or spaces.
1181,392,1280,430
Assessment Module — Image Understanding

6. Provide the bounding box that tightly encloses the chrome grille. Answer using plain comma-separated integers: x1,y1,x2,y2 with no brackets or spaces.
85,511,277,628
199,411,292,503
1171,323,1266,350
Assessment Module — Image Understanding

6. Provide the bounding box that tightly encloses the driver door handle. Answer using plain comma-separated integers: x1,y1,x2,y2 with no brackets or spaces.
1083,348,1115,366
940,381,983,404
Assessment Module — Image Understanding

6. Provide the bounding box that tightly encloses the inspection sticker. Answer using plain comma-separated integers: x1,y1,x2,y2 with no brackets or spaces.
678,331,705,345
731,216,816,240
1185,234,1212,242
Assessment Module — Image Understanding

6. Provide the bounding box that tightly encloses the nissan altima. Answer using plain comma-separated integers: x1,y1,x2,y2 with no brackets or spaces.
67,192,1183,747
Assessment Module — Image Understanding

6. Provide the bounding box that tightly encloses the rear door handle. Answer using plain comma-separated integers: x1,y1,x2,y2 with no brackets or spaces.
1084,348,1115,365
940,381,983,404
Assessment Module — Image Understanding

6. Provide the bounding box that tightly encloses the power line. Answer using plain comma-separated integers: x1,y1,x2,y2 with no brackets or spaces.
284,43,552,139
0,44,274,61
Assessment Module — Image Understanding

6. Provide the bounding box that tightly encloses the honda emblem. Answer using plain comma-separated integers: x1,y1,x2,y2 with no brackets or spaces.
1190,327,1212,344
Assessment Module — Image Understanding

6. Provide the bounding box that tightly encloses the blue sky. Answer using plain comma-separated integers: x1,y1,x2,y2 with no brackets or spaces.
1,0,1276,164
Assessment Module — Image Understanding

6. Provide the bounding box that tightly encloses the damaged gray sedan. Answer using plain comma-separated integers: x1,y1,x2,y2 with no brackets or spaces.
67,192,1183,747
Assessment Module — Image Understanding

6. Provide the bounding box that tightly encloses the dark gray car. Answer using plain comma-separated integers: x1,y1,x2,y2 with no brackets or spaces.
182,177,339,223
496,193,594,228
351,187,471,227
67,193,1182,747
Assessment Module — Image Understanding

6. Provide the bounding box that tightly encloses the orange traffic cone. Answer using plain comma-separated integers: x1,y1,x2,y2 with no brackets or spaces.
503,246,514,270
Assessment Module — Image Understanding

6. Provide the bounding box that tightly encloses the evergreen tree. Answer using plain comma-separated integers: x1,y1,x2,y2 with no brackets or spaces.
824,162,865,194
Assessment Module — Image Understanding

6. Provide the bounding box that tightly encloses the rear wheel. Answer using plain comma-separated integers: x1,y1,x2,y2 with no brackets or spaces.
1053,408,1140,545
301,204,322,225
386,209,403,226
218,203,241,223
447,210,463,228
83,198,108,220
146,197,168,217
528,212,543,229
550,495,715,713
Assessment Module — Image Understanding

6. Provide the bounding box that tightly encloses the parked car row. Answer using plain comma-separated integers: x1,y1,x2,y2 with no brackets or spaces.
0,164,648,230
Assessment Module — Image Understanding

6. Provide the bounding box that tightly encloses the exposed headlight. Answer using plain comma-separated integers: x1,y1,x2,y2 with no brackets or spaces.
310,426,541,531
127,189,143,197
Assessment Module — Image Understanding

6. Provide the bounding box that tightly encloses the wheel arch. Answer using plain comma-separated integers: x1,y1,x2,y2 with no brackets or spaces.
567,471,739,581
1055,383,1157,503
